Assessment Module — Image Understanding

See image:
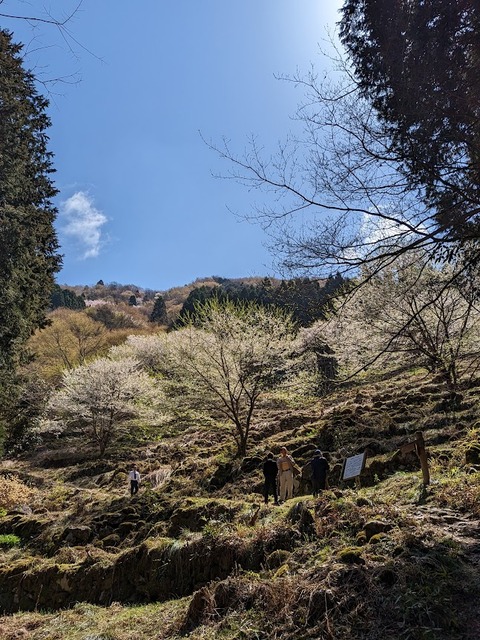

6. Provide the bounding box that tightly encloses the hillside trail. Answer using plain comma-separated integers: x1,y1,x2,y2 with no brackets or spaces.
412,504,480,639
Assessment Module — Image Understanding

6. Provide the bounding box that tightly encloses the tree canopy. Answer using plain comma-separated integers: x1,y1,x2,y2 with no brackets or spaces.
340,0,480,256
150,295,168,325
211,1,480,288
169,300,300,456
48,357,159,456
177,276,345,327
51,285,86,311
316,257,480,388
0,29,60,398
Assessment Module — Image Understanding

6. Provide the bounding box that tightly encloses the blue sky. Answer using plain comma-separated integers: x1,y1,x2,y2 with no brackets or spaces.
5,0,342,290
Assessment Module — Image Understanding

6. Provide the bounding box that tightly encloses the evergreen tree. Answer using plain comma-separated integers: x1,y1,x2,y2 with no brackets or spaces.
177,286,220,323
340,0,480,245
51,284,86,310
0,30,60,407
255,277,275,305
150,295,168,324
177,277,346,328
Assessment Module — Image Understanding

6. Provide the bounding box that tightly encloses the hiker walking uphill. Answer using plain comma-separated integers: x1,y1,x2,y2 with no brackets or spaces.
263,452,279,505
310,450,329,497
277,447,297,502
129,464,140,496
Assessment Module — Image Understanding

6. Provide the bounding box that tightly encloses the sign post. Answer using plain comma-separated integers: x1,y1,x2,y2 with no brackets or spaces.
342,451,367,487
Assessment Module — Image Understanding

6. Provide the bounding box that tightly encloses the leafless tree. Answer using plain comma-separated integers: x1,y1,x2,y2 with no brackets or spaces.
0,1,97,87
0,0,82,27
314,256,480,389
207,52,479,287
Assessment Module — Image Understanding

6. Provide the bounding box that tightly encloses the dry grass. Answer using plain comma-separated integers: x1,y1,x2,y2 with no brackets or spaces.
0,600,188,640
433,472,480,516
0,475,38,512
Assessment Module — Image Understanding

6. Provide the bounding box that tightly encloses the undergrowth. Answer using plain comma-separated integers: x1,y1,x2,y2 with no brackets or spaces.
0,368,480,639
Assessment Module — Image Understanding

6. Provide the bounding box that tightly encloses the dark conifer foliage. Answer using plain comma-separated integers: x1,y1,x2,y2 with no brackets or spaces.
0,30,60,395
177,276,345,327
150,295,168,324
340,0,480,244
50,285,86,310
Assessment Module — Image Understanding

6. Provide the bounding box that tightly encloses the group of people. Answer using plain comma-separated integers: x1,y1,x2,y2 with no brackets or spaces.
128,447,329,502
263,447,329,505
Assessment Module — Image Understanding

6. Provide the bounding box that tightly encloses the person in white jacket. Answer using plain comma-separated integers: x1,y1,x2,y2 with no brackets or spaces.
129,464,141,496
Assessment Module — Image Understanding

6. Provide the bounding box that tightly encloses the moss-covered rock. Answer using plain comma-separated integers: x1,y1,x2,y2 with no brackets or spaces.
0,532,272,613
286,501,316,537
364,519,392,542
166,499,237,537
337,547,365,565
62,525,92,545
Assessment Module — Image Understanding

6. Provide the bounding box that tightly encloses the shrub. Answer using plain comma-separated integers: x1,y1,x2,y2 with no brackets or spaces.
0,533,21,548
0,475,38,511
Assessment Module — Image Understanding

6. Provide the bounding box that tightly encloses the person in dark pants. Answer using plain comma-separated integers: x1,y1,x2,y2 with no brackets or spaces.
129,464,140,496
263,452,279,505
311,450,329,497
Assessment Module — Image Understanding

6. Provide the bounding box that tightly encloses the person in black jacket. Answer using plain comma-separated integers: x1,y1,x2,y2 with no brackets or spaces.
263,452,279,505
311,450,329,497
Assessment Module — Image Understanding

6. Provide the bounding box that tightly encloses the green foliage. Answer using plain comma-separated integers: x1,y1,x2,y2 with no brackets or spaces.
50,285,86,310
178,275,345,327
150,295,168,324
271,275,344,326
0,534,21,548
177,285,220,323
340,0,480,248
0,30,60,417
2,374,48,455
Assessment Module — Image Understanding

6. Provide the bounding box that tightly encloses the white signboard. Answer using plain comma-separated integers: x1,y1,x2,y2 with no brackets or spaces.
342,452,367,481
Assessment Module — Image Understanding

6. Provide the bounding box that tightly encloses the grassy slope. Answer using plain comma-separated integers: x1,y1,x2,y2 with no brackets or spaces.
1,367,480,639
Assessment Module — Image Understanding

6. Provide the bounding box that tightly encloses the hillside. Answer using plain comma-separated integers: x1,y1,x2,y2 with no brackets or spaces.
1,366,480,639
62,276,279,314
56,274,336,327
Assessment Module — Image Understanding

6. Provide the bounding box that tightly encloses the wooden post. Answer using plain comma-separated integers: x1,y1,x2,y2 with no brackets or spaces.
415,431,430,486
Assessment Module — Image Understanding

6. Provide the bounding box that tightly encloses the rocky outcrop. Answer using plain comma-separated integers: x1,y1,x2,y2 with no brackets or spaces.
0,523,302,614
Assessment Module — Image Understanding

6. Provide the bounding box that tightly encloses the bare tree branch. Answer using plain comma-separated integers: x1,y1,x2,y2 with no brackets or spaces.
205,48,480,284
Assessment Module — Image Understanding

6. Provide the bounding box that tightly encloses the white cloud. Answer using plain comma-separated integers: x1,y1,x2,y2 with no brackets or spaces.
361,215,408,246
60,191,108,259
361,209,427,248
